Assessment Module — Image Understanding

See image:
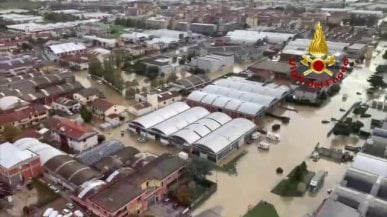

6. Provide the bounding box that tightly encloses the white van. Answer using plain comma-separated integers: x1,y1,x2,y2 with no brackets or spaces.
74,210,84,217
258,142,270,150
48,210,59,217
43,208,54,217
267,132,280,141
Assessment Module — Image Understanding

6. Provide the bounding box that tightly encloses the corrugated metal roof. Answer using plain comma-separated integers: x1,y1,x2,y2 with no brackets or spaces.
49,42,86,55
193,118,255,154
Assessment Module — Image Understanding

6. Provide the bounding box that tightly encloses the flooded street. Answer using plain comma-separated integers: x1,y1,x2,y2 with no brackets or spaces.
193,43,387,217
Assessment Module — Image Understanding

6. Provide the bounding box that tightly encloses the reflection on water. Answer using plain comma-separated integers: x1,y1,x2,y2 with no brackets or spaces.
194,43,387,217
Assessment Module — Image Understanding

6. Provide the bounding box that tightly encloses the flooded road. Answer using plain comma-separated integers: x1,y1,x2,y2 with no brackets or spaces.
193,43,387,217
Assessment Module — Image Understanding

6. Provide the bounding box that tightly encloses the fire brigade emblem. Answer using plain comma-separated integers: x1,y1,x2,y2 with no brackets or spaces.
301,22,336,77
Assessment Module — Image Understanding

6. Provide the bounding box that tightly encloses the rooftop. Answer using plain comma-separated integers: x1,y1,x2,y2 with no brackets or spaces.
44,116,97,141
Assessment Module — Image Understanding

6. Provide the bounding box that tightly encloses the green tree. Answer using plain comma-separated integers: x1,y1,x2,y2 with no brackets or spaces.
172,56,177,63
133,62,146,75
333,121,351,136
125,87,136,99
367,73,386,89
300,161,307,172
179,56,187,65
80,106,92,123
376,64,387,73
89,58,104,77
2,123,21,142
146,66,160,80
186,158,213,181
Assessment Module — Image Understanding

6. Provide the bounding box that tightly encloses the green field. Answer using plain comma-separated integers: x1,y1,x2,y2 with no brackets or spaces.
244,201,279,217
214,151,247,175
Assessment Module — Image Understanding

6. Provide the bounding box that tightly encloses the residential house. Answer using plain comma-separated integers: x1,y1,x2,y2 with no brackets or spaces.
44,116,99,152
128,102,152,117
0,105,49,134
90,99,126,120
52,97,81,115
73,88,100,105
135,87,182,110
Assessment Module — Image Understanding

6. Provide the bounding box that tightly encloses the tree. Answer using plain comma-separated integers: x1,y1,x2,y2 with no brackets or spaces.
186,158,213,181
300,161,307,172
133,62,147,75
179,56,187,65
166,73,178,83
383,50,387,60
125,87,136,99
146,66,160,80
89,58,104,77
175,185,192,206
376,64,387,73
80,106,92,123
172,56,177,63
333,121,351,136
367,73,386,89
2,123,21,142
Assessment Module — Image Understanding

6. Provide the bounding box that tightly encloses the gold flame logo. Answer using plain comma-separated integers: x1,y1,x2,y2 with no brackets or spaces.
309,22,328,57
301,22,335,77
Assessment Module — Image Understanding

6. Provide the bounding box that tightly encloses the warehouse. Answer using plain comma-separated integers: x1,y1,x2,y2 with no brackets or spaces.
192,118,256,162
13,138,102,191
170,112,232,149
186,77,289,121
48,42,87,58
190,53,234,73
226,30,295,44
170,74,211,93
128,102,190,135
147,107,210,144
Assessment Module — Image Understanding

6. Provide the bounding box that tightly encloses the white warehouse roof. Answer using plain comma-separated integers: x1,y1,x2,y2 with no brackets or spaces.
13,138,65,164
150,107,210,136
171,112,232,145
0,142,37,169
352,153,387,178
131,102,190,129
187,91,266,116
214,77,290,99
202,85,276,106
226,30,295,44
193,118,255,154
49,42,86,55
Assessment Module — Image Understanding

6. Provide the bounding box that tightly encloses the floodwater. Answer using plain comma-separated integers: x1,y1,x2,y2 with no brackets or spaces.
74,43,387,217
193,43,387,217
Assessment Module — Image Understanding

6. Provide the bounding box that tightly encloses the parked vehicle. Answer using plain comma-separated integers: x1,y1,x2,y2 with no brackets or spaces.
48,210,59,217
43,208,54,217
62,209,70,214
251,132,260,140
137,137,146,143
66,202,75,209
258,142,270,150
309,170,327,192
266,132,280,141
74,210,84,217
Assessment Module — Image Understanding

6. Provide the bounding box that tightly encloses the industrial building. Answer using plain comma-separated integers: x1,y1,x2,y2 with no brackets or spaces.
13,138,102,191
226,30,295,44
190,53,234,73
170,112,232,149
186,77,290,121
192,118,256,162
128,102,190,135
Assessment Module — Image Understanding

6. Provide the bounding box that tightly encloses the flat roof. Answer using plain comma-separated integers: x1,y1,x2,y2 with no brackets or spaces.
0,142,37,169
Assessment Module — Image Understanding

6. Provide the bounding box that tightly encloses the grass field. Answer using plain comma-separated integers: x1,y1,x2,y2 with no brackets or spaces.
244,201,279,217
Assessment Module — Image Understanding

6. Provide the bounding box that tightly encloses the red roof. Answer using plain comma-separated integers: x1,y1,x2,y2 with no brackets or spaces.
45,116,97,141
0,105,48,124
91,99,114,112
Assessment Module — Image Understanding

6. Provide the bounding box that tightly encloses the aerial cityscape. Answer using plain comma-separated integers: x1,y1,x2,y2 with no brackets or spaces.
0,0,387,217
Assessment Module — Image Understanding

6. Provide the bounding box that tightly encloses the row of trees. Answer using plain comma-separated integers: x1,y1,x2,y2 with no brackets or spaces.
114,18,155,30
43,12,78,23
89,57,124,90
333,118,364,136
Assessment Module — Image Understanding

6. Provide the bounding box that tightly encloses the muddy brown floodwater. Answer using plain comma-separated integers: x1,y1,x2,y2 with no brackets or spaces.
193,43,387,217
